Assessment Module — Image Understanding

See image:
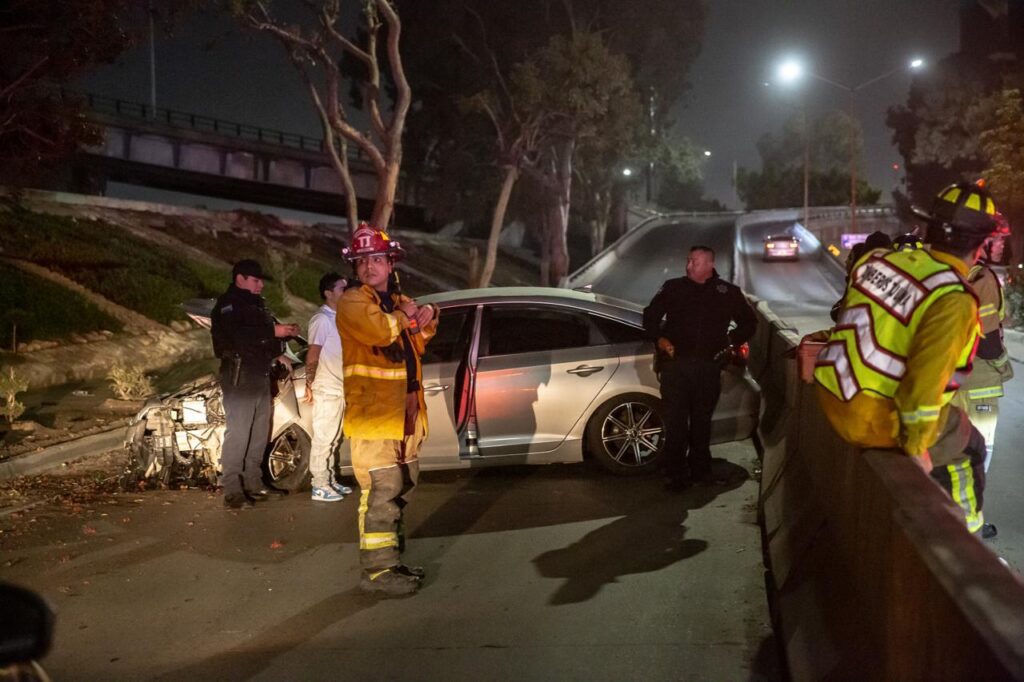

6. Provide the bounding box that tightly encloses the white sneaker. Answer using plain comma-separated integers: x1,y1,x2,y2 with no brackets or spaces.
311,486,345,502
330,481,354,496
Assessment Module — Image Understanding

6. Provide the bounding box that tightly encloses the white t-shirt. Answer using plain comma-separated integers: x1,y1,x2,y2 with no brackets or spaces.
307,304,345,392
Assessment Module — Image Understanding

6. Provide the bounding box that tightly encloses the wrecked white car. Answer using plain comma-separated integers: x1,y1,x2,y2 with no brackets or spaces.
120,300,314,491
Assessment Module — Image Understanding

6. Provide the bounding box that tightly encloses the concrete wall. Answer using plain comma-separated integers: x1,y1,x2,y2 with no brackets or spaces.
751,299,1024,680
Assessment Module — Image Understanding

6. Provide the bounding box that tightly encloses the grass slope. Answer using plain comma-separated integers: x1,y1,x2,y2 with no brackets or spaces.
0,265,124,346
0,207,228,324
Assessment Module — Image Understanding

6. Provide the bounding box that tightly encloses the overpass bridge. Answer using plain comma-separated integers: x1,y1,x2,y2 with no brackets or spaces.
67,91,427,225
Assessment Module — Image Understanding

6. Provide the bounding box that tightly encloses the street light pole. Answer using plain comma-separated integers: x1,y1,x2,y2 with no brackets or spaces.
848,91,857,231
802,103,810,230
774,57,925,232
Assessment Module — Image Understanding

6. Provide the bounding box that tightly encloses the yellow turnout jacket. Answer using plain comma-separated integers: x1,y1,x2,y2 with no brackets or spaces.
815,248,980,459
337,284,438,440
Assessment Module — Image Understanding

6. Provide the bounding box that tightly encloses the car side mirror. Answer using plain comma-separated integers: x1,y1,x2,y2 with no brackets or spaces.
0,583,54,667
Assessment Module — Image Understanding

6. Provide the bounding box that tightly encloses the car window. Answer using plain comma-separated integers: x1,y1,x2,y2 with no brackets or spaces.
590,314,646,344
484,306,593,356
421,306,474,365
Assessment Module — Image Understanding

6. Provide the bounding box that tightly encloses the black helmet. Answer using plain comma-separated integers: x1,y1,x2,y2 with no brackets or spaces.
892,233,924,252
911,181,1000,250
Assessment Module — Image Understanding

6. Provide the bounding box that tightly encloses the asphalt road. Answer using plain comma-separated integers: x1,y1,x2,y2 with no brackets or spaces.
1,448,777,681
1,214,779,680
582,217,738,305
734,215,845,336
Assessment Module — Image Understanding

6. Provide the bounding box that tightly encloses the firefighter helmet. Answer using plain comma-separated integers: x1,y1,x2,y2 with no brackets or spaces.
341,223,406,262
911,181,1000,250
892,233,924,252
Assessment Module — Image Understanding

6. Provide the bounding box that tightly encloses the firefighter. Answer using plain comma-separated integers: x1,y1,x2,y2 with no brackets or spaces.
814,181,1002,534
892,232,924,252
337,224,438,596
831,231,892,322
210,259,299,509
949,212,1013,538
643,245,757,491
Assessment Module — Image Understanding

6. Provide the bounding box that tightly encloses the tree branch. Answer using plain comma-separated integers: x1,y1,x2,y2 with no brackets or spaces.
0,55,49,101
375,0,411,139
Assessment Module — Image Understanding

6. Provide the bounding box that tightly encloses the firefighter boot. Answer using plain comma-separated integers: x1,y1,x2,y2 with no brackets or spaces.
394,564,426,579
360,567,420,596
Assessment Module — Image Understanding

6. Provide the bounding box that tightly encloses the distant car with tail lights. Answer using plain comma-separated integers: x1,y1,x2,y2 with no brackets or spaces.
763,234,800,261
122,288,760,487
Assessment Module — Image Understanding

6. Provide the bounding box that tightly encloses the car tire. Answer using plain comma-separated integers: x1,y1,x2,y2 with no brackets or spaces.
263,426,311,492
586,393,666,476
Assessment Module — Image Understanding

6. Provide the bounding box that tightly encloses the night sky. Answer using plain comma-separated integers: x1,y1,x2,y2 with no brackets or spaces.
79,0,964,211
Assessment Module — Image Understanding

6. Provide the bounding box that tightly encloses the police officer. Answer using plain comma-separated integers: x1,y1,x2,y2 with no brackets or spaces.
643,245,757,490
211,259,299,509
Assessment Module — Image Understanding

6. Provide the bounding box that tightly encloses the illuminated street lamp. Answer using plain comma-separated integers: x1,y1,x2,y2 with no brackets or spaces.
777,58,805,85
772,56,926,230
622,167,634,177
703,149,712,157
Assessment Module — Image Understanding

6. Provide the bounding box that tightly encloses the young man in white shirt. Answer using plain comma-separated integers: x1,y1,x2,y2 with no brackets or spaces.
303,272,354,502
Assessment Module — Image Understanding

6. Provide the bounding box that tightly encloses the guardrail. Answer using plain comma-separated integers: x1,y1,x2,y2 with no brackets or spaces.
750,298,1024,680
805,205,896,221
68,89,367,162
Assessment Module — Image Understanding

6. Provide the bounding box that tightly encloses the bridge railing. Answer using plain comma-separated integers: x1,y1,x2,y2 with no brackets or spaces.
70,90,366,162
751,298,1024,680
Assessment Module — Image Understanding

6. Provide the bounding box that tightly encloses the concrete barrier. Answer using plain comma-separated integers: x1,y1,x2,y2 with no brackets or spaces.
752,300,1024,680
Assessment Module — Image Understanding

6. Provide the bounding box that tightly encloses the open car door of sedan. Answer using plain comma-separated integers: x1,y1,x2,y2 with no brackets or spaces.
470,304,618,462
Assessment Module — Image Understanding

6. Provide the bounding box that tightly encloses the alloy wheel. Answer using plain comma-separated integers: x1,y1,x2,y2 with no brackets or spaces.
267,430,301,482
599,401,664,467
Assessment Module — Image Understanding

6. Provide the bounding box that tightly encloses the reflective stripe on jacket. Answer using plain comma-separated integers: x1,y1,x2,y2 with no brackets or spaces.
958,265,1011,398
969,263,1005,331
337,284,437,440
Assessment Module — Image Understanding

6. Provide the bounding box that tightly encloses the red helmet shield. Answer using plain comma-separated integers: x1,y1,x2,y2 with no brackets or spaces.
341,223,405,262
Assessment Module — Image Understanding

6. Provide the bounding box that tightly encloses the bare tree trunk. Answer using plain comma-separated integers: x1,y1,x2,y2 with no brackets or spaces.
547,202,569,285
537,211,552,286
546,136,574,286
587,188,611,256
467,246,481,287
241,0,411,235
608,183,628,244
477,165,519,288
373,160,401,228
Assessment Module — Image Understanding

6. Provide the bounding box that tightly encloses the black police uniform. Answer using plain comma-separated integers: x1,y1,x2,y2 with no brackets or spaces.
643,271,757,483
210,284,283,497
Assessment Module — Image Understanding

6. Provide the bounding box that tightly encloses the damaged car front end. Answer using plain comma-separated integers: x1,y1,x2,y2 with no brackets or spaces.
120,300,314,492
121,377,225,489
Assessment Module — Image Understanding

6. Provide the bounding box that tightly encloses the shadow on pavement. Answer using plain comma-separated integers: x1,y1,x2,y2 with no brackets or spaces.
530,459,748,605
152,588,380,682
747,632,786,681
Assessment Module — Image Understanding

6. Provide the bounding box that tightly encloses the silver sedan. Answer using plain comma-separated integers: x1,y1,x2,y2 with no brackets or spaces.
335,287,760,476
122,288,760,489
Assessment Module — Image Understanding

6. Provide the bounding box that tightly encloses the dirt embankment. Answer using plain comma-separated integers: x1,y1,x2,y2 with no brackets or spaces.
1,190,540,396
8,328,213,390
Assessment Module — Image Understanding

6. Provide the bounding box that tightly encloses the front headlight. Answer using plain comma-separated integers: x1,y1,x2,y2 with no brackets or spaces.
132,402,158,424
181,398,208,425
